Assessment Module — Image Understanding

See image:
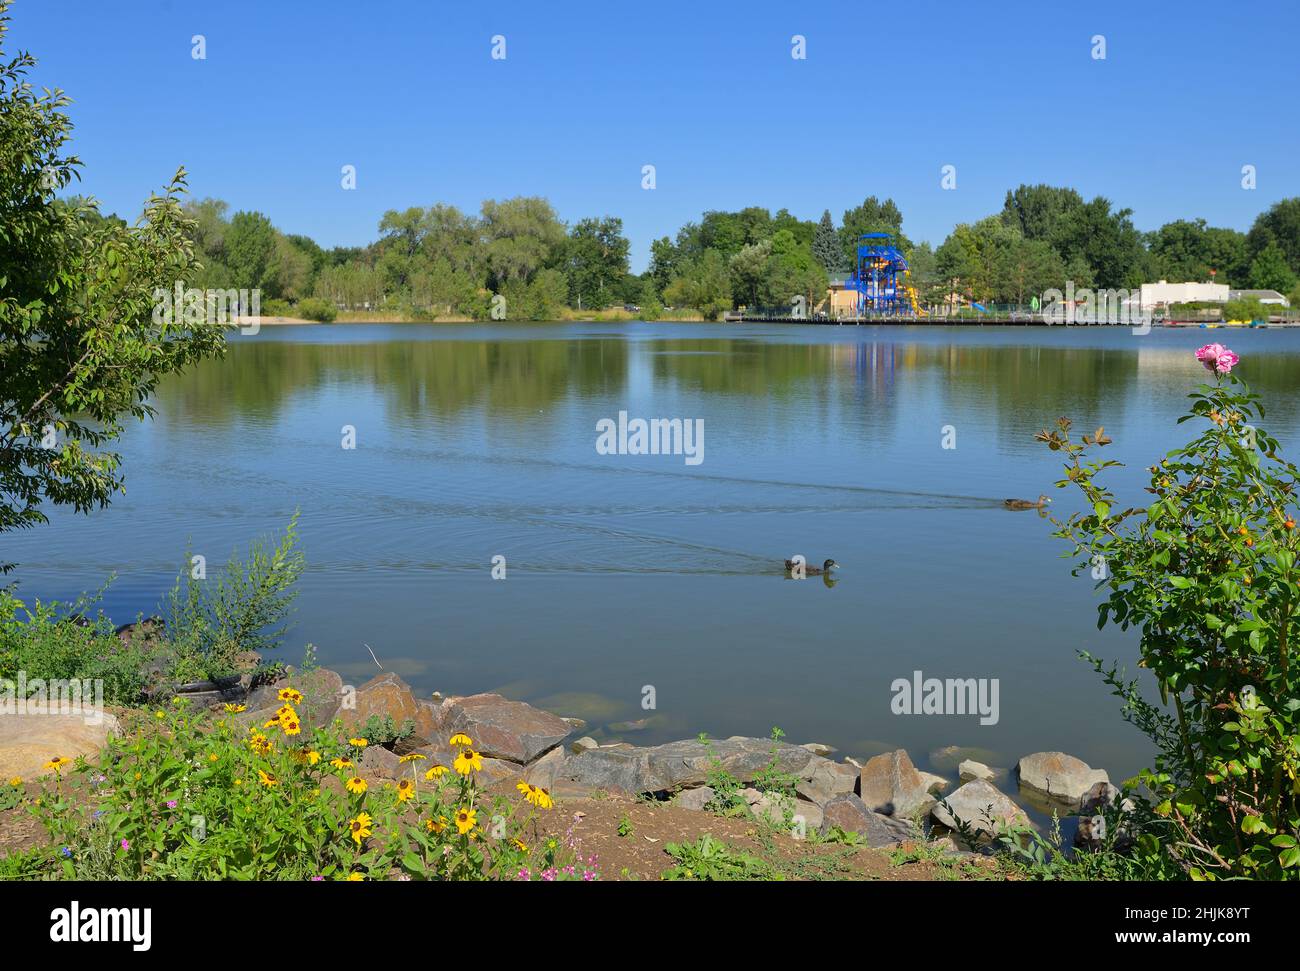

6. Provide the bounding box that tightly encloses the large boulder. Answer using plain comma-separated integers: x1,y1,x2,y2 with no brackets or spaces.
0,711,121,781
858,749,934,817
795,759,858,807
337,672,422,735
440,693,573,764
958,759,997,783
524,736,821,796
1016,752,1109,808
819,794,916,847
931,779,1029,837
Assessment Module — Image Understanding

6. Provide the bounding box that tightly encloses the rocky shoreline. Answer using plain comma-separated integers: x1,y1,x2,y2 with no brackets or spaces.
2,628,1126,856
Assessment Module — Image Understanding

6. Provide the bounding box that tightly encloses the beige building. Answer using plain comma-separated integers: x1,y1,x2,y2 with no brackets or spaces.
1139,280,1228,309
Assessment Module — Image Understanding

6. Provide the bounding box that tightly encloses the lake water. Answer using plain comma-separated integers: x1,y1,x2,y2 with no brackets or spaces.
9,322,1300,789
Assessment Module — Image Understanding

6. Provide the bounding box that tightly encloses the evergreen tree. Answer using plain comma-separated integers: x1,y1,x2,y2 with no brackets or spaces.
812,209,842,273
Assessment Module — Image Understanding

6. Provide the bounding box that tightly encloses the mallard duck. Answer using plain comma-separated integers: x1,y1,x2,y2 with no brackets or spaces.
784,558,839,575
1003,494,1050,510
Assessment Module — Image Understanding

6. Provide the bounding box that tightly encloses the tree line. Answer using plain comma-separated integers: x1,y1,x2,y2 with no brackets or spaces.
141,186,1300,320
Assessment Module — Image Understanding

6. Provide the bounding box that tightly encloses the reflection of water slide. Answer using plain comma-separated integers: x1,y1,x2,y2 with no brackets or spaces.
971,302,990,315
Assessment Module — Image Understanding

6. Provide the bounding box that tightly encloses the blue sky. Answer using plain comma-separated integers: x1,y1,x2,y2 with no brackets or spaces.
11,0,1299,271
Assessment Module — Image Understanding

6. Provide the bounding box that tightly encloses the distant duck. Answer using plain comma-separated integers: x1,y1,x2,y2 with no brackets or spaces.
785,557,839,575
1003,494,1050,511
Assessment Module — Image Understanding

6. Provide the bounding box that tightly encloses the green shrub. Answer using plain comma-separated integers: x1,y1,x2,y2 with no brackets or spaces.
165,514,305,681
260,298,292,317
1223,297,1267,322
294,297,337,322
0,585,151,705
1041,345,1300,879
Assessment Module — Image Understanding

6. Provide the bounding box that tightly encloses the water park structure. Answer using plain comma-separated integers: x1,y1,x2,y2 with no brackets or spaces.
848,232,925,317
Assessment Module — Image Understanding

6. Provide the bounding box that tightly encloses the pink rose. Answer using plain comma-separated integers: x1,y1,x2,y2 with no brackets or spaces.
1196,343,1238,374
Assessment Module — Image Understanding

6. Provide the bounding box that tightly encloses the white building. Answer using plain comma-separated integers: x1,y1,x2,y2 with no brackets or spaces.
1139,280,1228,309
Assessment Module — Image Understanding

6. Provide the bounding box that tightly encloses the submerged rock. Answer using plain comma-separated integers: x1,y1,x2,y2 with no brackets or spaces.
1016,752,1109,808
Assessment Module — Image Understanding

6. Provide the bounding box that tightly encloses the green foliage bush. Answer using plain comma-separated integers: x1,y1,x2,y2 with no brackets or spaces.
1043,350,1300,879
1223,297,1267,322
294,297,337,322
260,297,292,317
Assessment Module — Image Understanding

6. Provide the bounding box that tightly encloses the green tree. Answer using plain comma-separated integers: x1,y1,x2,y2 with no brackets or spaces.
1248,241,1298,294
999,184,1083,242
224,211,281,295
0,3,225,556
812,209,842,273
563,216,630,310
1246,198,1300,277
664,251,732,320
840,196,909,268
480,196,565,289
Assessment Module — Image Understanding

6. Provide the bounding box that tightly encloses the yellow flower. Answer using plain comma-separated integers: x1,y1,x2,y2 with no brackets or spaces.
345,776,368,795
330,757,353,770
306,750,321,765
349,812,373,846
263,717,281,730
278,687,304,704
345,872,364,881
258,769,278,787
276,704,297,721
396,779,415,802
234,778,244,786
518,782,553,809
510,837,527,852
398,753,427,763
424,764,449,780
426,816,448,834
449,732,472,747
8,777,21,787
248,733,272,755
281,715,302,736
454,807,477,835
453,748,483,775
43,757,71,772
154,710,165,720
349,738,369,748
223,703,247,713
207,753,219,763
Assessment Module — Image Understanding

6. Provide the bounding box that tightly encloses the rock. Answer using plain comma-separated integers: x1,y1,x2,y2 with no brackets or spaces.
919,771,950,794
440,693,572,764
931,779,1030,837
929,745,1003,774
795,759,858,807
790,798,824,834
521,736,822,796
115,616,164,647
858,749,935,817
1079,781,1123,815
358,744,404,782
561,716,588,732
740,787,763,806
958,759,997,783
570,736,599,754
819,794,916,847
1016,752,1109,808
338,672,421,735
1074,782,1135,851
608,717,652,733
801,742,836,757
0,711,121,781
673,786,715,811
409,742,524,787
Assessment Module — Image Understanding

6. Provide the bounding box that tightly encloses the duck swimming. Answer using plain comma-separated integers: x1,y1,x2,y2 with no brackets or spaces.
1003,494,1050,510
784,557,840,575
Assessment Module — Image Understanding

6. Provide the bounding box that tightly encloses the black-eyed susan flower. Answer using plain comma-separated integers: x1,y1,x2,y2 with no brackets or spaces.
43,757,71,773
345,776,368,795
278,687,304,704
282,716,302,736
330,757,353,770
510,837,527,852
345,872,364,881
305,750,321,765
248,734,272,756
453,748,483,775
398,753,427,764
348,737,368,748
258,769,278,788
349,812,372,846
396,779,415,802
223,703,246,713
425,764,449,780
426,816,448,834
449,732,472,747
519,782,553,809
8,777,21,787
454,807,477,835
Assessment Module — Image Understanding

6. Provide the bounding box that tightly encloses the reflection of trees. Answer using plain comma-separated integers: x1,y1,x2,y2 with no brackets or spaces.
152,335,630,424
